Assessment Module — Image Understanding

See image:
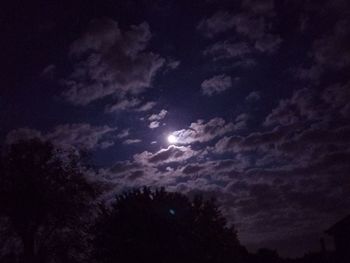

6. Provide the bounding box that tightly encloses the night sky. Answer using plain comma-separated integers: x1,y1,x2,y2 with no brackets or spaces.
1,0,350,257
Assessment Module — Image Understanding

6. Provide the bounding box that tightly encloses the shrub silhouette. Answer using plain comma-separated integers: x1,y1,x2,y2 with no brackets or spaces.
0,139,100,263
92,187,245,263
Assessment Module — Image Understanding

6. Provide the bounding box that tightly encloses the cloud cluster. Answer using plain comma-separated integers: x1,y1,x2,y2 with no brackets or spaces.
172,117,236,144
264,82,350,127
296,4,350,81
6,123,117,150
199,4,282,60
148,109,168,129
63,18,165,107
204,41,252,60
134,145,197,166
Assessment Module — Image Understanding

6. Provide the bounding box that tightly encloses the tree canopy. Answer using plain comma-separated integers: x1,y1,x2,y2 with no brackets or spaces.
92,187,246,263
0,139,100,263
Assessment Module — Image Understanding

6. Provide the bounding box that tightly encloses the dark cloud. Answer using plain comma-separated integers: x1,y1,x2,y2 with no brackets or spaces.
198,2,282,60
245,91,261,102
312,19,350,70
296,8,350,81
197,11,237,38
204,41,252,60
63,18,165,106
242,0,274,15
6,124,117,150
254,34,282,53
182,164,205,174
264,82,350,127
234,113,250,129
207,78,350,248
105,98,141,112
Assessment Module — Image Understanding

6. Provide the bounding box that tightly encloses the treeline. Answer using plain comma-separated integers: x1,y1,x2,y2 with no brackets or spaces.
0,139,336,263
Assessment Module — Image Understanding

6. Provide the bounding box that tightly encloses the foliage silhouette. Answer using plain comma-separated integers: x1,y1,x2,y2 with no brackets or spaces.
92,187,246,263
0,139,100,263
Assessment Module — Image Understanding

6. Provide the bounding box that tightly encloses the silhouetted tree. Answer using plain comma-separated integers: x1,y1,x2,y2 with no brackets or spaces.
255,248,281,263
92,187,246,263
0,139,100,263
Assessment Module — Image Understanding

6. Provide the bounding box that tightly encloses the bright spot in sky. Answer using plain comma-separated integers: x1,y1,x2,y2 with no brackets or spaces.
167,134,177,144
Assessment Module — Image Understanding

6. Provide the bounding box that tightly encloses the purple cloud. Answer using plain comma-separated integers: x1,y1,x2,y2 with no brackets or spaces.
201,74,232,96
63,18,165,106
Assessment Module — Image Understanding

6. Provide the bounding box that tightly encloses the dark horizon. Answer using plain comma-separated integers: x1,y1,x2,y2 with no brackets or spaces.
1,0,350,258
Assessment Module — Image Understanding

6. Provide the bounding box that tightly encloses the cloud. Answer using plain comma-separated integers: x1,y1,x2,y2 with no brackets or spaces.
6,123,117,150
198,11,272,40
264,82,350,128
242,0,274,14
214,81,350,178
105,98,141,112
134,145,197,165
245,91,261,102
230,13,267,39
234,113,250,129
296,16,350,81
117,129,130,139
148,121,160,129
166,59,181,70
41,64,56,77
201,74,232,96
148,109,168,121
312,19,350,70
263,88,321,127
182,164,205,174
172,117,235,144
106,99,157,113
213,135,243,154
254,34,282,53
135,101,157,112
199,6,282,58
213,129,283,156
123,139,142,145
197,11,237,38
204,41,252,60
62,18,165,106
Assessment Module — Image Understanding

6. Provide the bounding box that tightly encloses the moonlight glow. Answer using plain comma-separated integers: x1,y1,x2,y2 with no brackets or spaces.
167,134,178,144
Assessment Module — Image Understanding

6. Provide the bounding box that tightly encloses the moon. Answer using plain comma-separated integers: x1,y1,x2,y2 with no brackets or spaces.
167,134,177,144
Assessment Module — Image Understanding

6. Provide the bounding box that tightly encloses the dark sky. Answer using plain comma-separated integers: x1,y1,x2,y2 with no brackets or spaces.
1,0,350,257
